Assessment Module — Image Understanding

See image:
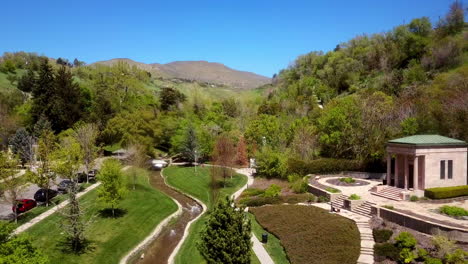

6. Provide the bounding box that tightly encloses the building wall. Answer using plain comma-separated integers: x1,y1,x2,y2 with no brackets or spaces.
416,147,467,189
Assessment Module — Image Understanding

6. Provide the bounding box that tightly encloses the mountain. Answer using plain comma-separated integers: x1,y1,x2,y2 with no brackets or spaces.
93,58,271,90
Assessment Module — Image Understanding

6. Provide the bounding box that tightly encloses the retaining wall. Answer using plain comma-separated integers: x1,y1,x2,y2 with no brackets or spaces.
343,171,386,180
372,206,468,242
307,184,341,202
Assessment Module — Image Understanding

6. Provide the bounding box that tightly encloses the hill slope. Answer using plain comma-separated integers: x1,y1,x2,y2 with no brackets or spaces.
93,58,270,90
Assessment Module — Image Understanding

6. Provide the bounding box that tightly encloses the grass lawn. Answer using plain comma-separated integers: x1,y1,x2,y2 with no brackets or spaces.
249,213,289,264
250,205,361,264
163,166,249,264
24,168,178,264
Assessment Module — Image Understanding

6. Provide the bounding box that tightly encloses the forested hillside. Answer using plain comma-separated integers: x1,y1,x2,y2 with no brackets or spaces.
0,2,466,177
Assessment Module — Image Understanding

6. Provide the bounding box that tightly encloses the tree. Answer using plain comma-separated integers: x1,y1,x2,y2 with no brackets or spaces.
235,136,248,166
31,59,55,126
212,135,236,185
0,222,48,264
74,123,98,183
17,69,36,93
182,125,199,164
9,128,34,167
73,58,85,67
97,159,127,217
436,1,465,37
0,153,27,223
198,197,251,264
127,143,146,190
29,129,56,206
159,87,186,111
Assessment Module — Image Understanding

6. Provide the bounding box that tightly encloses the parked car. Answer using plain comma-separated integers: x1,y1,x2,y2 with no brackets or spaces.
75,172,88,183
34,189,58,203
150,159,168,170
88,169,99,179
57,179,77,193
13,199,36,214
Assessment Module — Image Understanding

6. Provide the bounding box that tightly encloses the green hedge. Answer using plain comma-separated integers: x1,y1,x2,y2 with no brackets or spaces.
287,158,362,175
424,185,468,199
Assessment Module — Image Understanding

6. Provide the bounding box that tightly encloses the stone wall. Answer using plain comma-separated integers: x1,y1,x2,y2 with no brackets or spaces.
372,206,468,242
307,184,341,202
343,171,386,180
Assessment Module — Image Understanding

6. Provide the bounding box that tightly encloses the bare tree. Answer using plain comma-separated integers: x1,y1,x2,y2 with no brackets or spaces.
127,143,146,190
74,123,98,183
212,135,236,186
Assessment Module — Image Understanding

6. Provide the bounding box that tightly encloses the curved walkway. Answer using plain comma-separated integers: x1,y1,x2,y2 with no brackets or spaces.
308,203,374,264
234,168,274,264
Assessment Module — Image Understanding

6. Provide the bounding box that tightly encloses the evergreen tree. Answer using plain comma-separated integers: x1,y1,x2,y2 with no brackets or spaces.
31,58,54,125
9,128,34,167
17,69,36,93
198,197,251,264
183,125,199,163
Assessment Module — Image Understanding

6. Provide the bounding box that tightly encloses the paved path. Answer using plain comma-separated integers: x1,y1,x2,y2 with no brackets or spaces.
13,182,101,234
235,168,274,264
308,203,374,264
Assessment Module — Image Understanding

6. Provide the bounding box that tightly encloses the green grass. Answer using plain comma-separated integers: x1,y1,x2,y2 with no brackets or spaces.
24,169,178,264
249,213,290,264
325,187,341,193
164,166,248,264
439,205,468,217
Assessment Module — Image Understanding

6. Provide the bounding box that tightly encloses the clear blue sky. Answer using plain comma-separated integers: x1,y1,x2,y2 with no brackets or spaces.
1,0,462,77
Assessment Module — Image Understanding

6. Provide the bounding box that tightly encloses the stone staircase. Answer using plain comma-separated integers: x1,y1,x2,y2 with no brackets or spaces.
370,186,403,201
353,201,376,217
330,194,347,209
355,220,375,264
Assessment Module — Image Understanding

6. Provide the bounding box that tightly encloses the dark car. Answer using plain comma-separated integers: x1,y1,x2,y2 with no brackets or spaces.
75,172,88,183
87,169,99,179
34,188,58,203
13,199,36,214
57,180,77,193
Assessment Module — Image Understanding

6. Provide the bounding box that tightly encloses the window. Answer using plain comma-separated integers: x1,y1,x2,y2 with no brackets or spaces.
440,160,445,179
448,160,453,179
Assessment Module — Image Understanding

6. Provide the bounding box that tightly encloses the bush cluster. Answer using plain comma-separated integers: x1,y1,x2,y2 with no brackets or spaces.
439,205,468,217
325,187,340,193
264,184,282,198
240,193,317,207
373,229,393,243
424,185,468,199
287,158,362,176
339,177,355,184
348,194,361,200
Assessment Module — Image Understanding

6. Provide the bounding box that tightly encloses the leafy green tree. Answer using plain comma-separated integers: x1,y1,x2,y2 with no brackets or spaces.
97,159,127,217
159,87,186,111
198,197,251,264
0,153,28,223
0,222,48,264
245,114,282,149
255,148,287,179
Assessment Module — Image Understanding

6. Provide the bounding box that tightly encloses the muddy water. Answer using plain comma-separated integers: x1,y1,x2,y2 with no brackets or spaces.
135,170,202,264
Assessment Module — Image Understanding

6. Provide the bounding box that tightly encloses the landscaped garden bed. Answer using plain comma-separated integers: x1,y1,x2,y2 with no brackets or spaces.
250,205,360,264
24,169,178,264
326,177,370,186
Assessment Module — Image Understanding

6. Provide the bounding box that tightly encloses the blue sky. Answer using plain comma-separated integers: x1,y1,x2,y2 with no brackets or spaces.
1,0,462,77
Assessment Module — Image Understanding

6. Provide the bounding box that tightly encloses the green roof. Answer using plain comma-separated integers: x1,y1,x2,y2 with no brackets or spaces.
388,135,467,146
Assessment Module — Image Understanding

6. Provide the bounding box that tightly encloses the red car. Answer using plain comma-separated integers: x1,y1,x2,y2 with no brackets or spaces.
13,199,37,214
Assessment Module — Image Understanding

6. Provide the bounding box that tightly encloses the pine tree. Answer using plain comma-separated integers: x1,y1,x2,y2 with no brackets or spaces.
198,197,251,264
9,128,34,167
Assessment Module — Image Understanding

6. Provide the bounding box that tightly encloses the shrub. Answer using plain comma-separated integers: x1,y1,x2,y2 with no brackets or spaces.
287,158,362,175
373,229,393,243
424,257,443,264
317,196,329,203
241,188,265,198
395,232,417,249
399,248,417,264
374,243,399,260
439,205,468,217
445,248,468,264
264,184,282,198
290,176,310,194
339,177,355,184
348,194,361,200
244,196,281,207
382,205,395,210
416,247,429,261
255,149,287,179
287,173,301,183
425,185,468,199
410,195,419,202
325,187,340,193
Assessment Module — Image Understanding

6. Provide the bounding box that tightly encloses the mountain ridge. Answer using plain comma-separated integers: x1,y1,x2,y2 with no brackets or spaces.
92,58,271,90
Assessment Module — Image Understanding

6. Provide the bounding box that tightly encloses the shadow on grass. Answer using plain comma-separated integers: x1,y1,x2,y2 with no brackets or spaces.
98,208,128,218
56,238,95,255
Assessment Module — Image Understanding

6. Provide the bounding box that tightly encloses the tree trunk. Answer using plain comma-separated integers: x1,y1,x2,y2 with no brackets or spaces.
112,204,115,218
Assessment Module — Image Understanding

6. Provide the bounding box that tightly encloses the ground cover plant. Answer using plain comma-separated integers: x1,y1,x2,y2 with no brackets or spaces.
438,205,468,217
164,166,249,264
23,169,178,264
340,177,355,184
349,194,361,200
250,205,360,264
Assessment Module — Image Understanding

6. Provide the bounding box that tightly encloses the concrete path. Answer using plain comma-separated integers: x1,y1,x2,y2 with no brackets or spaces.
235,168,274,264
13,182,101,234
308,203,374,264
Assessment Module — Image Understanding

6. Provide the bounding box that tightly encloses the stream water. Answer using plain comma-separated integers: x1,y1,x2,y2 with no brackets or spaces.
134,170,202,264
